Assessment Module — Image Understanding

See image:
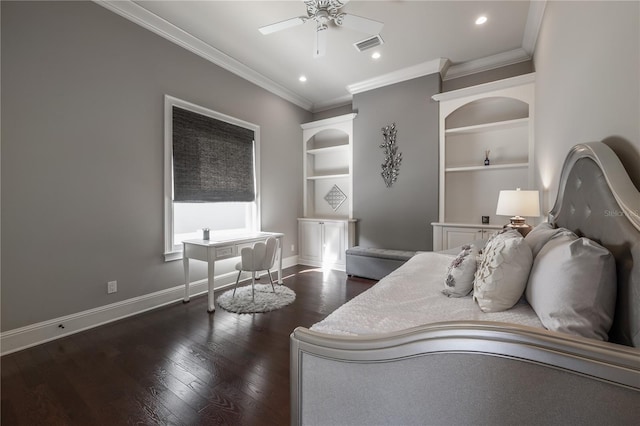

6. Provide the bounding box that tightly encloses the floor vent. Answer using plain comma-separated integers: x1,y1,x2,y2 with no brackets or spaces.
353,35,384,52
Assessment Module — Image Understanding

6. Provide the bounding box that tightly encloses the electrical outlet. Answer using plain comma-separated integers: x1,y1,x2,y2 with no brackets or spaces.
291,244,295,252
107,280,117,294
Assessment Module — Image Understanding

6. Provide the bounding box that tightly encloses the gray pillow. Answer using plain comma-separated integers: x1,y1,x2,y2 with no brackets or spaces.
525,234,616,341
524,222,575,258
443,244,479,298
473,229,533,312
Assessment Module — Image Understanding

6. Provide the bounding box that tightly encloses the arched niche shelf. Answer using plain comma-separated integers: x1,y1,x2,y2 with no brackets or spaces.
305,128,349,151
445,96,530,129
430,74,536,250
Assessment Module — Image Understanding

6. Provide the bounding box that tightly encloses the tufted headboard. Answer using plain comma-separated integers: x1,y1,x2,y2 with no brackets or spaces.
549,142,640,347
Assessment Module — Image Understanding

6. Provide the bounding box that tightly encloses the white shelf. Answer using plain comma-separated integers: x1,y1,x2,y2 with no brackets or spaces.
445,162,529,172
445,117,528,135
306,173,350,180
307,145,348,155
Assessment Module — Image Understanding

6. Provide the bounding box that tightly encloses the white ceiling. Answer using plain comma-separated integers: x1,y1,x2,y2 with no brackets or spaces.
99,1,545,112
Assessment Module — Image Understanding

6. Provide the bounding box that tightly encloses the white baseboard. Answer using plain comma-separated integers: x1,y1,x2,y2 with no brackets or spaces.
0,256,298,356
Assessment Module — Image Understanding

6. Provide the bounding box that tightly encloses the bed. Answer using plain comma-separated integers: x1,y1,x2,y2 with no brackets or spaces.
290,141,640,425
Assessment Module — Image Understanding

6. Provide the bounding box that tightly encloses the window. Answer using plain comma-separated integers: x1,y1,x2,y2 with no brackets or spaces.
164,95,260,261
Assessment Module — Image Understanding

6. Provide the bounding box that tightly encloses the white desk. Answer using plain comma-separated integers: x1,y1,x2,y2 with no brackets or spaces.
182,231,284,312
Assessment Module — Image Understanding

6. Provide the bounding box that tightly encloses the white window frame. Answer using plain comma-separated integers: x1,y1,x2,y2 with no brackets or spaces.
163,95,261,261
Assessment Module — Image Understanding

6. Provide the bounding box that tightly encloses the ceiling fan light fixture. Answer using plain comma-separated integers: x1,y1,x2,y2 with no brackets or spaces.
258,17,307,35
314,24,328,57
259,0,384,57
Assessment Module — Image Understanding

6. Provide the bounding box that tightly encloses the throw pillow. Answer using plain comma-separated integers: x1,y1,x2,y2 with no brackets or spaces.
473,229,533,312
525,234,616,341
524,222,576,258
442,244,480,298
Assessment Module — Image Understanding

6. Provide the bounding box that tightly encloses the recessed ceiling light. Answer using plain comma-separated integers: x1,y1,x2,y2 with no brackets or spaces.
475,16,488,25
371,52,381,60
299,75,307,82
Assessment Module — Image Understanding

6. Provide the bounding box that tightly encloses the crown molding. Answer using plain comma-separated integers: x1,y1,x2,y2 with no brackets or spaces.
522,0,547,55
346,57,448,95
94,0,314,111
443,48,531,81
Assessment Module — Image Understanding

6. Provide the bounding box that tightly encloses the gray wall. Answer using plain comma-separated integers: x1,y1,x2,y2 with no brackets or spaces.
312,104,354,121
533,0,640,213
352,75,440,251
1,1,311,331
443,60,534,92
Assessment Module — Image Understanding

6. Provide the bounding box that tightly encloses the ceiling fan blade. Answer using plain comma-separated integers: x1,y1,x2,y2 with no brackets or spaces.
314,26,327,58
337,13,384,34
259,17,307,35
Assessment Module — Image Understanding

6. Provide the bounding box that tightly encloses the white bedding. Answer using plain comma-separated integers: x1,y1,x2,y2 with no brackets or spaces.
310,251,544,336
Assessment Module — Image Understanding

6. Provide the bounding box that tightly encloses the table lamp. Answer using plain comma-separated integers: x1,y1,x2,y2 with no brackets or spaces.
496,188,540,236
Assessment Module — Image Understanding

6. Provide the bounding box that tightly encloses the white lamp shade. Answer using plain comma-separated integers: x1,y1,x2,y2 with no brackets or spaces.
496,189,541,217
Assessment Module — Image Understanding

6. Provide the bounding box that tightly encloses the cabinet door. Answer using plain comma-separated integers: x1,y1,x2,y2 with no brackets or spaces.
299,221,322,263
443,227,484,250
322,221,346,266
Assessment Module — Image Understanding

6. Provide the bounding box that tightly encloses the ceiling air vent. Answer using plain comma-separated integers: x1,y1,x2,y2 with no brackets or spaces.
353,35,384,52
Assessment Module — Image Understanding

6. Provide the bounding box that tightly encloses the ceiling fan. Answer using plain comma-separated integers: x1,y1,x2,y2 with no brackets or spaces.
259,0,384,58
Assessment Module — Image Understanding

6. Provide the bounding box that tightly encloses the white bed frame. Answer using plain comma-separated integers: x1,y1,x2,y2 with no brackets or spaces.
290,142,640,425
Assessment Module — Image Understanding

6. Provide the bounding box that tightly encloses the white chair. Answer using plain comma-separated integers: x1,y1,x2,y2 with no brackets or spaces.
233,237,278,300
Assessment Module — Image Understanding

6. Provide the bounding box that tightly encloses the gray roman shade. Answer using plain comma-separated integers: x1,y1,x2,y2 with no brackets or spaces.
172,106,255,202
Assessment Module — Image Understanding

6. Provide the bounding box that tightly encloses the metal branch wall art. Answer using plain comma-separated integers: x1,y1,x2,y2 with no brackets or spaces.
380,123,402,187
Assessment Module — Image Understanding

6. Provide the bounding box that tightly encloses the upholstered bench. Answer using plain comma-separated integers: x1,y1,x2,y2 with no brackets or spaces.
346,246,416,280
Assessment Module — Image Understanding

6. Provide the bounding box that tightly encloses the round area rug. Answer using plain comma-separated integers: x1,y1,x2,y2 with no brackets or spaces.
217,284,296,314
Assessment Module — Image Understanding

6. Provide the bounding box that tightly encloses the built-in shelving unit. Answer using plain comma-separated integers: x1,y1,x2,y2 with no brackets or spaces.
302,115,355,218
299,113,357,270
431,73,537,250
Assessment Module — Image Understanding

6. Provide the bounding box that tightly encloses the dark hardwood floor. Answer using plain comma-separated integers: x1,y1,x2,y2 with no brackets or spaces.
1,265,374,425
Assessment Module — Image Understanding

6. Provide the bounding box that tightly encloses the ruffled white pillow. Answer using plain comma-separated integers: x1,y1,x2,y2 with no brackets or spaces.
473,229,533,312
442,244,479,298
